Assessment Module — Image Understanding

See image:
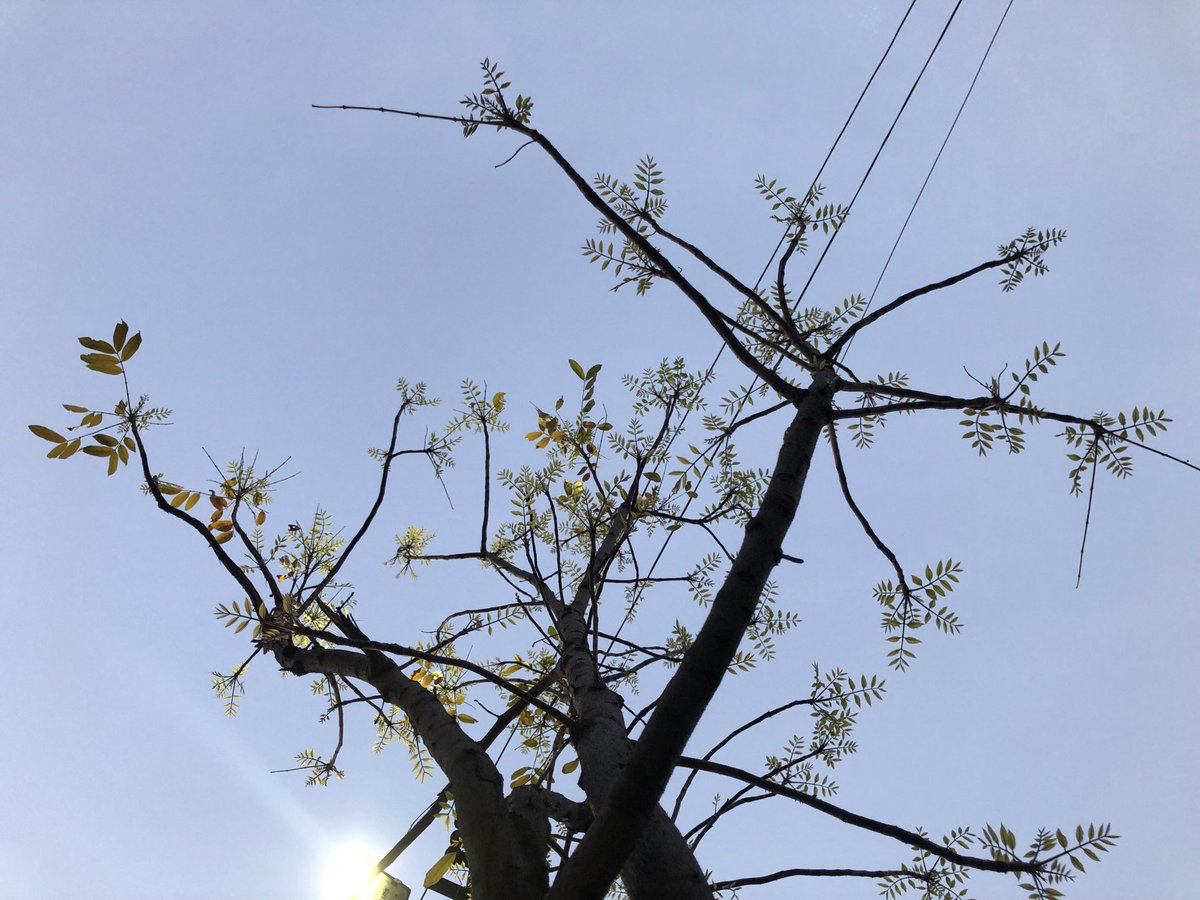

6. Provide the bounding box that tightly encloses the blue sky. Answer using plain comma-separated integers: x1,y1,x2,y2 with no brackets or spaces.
4,3,1198,898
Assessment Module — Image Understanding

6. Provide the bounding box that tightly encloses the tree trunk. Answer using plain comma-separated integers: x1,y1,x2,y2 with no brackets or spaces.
275,644,549,900
549,373,835,899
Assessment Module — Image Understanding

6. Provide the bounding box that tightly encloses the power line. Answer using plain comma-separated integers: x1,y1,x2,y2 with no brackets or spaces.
608,0,1006,661
789,0,967,315
838,0,1015,364
606,1,920,650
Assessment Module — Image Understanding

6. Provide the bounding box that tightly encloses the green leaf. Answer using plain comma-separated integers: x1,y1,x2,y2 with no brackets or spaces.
112,321,129,351
424,851,457,888
82,445,112,458
28,424,66,443
63,404,90,413
569,359,585,379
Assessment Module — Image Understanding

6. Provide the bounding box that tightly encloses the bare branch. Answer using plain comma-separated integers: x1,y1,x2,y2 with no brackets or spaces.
713,868,916,890
828,253,1020,358
677,755,1040,876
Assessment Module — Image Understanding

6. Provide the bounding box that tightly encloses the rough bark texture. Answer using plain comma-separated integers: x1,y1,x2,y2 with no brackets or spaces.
555,520,715,899
274,644,548,900
548,371,836,899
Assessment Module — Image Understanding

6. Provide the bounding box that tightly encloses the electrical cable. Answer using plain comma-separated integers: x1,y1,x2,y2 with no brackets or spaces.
604,1,921,653
838,0,1015,364
789,0,966,315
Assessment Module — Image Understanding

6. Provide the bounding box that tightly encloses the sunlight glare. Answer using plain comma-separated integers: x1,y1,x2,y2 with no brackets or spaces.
322,844,385,900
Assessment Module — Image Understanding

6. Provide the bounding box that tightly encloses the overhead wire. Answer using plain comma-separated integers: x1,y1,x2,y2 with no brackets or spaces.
605,0,1012,665
837,0,1015,364
788,0,966,314
604,0,921,652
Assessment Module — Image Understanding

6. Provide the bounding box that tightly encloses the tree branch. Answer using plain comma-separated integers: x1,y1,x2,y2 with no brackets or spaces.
547,373,835,900
677,756,1039,876
712,868,916,890
827,253,1019,357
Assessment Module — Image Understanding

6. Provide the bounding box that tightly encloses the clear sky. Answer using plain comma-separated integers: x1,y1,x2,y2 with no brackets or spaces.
4,3,1198,898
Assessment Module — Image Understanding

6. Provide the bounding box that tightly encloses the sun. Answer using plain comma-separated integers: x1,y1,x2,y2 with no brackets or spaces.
321,844,385,900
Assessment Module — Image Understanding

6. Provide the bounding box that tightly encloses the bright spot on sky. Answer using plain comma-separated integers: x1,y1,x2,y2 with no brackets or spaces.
322,844,384,900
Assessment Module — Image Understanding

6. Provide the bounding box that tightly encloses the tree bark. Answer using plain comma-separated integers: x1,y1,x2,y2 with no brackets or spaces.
549,371,835,899
274,644,548,900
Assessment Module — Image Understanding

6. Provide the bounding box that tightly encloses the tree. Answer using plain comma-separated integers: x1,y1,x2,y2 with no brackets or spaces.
30,58,1192,900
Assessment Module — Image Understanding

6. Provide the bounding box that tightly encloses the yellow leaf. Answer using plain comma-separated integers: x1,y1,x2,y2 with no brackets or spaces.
423,851,457,889
158,482,182,495
183,492,201,511
119,331,142,361
78,336,116,354
535,436,550,449
28,424,66,443
524,431,542,441
561,758,579,774
456,712,477,724
212,519,234,531
255,510,266,526
214,530,234,544
62,403,89,413
112,321,129,351
170,491,188,508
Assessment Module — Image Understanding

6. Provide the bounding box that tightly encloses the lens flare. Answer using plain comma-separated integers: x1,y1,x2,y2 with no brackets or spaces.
322,844,381,900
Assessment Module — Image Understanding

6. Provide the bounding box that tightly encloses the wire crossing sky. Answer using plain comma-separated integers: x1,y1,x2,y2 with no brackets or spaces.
4,3,1198,898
